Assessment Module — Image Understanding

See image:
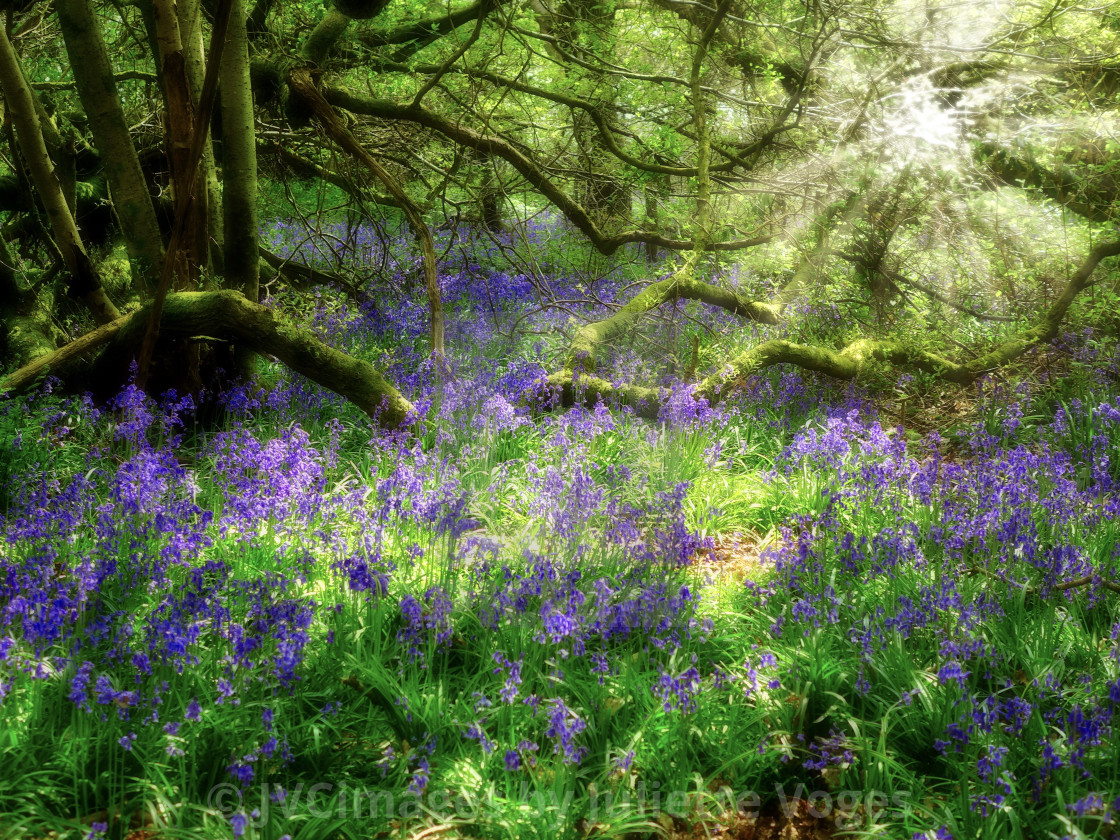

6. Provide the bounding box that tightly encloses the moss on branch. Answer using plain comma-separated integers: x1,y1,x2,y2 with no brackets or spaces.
544,237,1120,414
566,275,780,372
2,291,415,428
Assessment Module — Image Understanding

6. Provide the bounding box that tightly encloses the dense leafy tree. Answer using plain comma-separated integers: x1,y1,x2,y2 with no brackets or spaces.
1,0,1119,423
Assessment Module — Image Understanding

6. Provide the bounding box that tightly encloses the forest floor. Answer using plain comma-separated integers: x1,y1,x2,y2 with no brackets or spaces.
2,225,1119,840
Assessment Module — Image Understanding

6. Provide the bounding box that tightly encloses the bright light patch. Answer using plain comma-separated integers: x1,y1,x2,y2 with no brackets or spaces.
885,83,960,149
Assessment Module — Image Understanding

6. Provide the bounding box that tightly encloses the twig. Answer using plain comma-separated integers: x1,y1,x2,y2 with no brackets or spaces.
966,566,1120,596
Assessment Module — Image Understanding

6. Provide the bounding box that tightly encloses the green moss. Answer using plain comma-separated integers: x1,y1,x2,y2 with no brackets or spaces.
96,242,134,301
3,313,57,368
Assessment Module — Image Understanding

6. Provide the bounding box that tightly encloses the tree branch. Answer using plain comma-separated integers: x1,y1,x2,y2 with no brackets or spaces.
544,237,1120,412
2,292,415,427
321,85,774,255
287,67,445,356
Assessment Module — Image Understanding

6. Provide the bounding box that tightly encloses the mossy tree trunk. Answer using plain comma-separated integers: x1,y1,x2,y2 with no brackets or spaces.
220,0,259,303
56,0,166,295
220,0,260,377
0,235,52,368
549,237,1120,413
0,23,119,325
179,0,224,273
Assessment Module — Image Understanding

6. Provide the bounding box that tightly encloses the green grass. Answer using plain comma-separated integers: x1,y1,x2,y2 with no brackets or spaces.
3,294,1120,840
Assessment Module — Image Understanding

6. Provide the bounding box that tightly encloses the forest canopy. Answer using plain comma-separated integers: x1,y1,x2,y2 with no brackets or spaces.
0,0,1118,412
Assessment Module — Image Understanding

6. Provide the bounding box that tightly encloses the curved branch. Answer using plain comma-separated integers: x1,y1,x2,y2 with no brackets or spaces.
566,275,780,372
1,315,128,391
261,140,400,207
320,85,773,255
409,0,491,109
881,265,1018,323
30,70,157,92
258,246,366,305
978,140,1117,223
375,59,780,176
545,238,1120,412
358,0,494,57
301,8,352,65
560,191,865,372
288,68,444,356
694,337,970,406
1,291,415,427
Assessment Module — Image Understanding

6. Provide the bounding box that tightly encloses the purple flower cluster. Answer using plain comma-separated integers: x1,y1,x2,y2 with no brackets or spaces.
748,387,1120,833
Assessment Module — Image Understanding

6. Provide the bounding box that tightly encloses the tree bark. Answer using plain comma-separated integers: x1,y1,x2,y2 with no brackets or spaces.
179,0,225,273
358,0,493,62
56,0,166,295
565,275,779,372
0,24,119,325
473,149,504,232
282,5,358,127
150,0,207,287
301,8,353,64
136,0,235,388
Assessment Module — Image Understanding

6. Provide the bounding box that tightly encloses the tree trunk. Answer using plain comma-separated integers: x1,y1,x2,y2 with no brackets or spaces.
150,0,206,287
56,0,166,295
0,236,49,370
135,0,234,391
220,0,259,303
643,183,659,262
27,87,78,220
180,0,225,273
0,24,119,325
479,151,504,233
220,0,260,377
